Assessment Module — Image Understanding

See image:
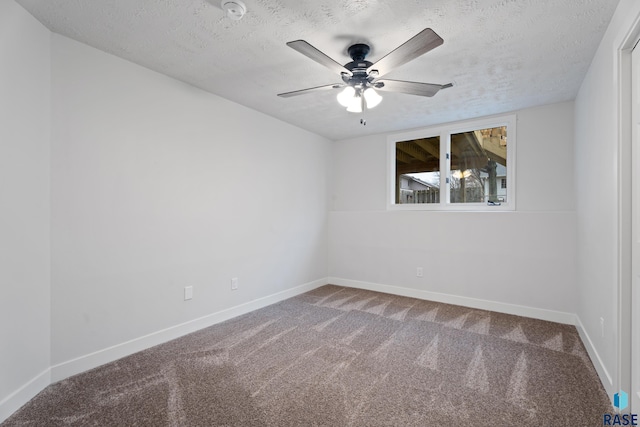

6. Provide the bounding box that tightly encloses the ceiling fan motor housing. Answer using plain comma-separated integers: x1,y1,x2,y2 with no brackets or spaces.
343,44,375,86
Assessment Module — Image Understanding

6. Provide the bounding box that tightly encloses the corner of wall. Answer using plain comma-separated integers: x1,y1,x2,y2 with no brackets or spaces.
0,369,51,424
575,315,614,398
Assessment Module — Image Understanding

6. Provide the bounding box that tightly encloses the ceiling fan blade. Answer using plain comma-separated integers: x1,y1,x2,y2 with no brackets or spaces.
277,83,343,98
367,28,443,78
375,80,453,97
287,40,353,76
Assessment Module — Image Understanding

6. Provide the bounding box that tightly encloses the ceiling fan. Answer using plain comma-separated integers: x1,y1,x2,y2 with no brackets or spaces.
277,28,452,116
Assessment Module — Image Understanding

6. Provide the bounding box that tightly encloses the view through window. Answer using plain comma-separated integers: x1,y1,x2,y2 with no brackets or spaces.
392,117,512,210
449,126,507,204
395,136,440,204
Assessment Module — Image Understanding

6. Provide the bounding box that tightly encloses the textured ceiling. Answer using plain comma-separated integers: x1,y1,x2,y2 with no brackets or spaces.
16,0,620,140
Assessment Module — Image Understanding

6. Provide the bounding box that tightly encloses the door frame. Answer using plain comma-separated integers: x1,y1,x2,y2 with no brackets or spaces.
619,16,640,413
631,38,640,413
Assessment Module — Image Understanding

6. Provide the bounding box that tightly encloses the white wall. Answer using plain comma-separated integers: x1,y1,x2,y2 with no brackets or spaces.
0,0,51,420
329,102,578,320
49,35,330,372
574,0,640,398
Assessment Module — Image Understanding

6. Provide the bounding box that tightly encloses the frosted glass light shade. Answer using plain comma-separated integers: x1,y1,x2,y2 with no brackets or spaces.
337,86,356,107
346,95,363,113
364,88,382,108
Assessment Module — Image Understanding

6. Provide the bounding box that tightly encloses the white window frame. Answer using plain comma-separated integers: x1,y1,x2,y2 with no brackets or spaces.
387,114,516,211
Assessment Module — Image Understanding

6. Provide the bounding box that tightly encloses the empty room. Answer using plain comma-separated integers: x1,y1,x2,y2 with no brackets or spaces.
2,0,640,425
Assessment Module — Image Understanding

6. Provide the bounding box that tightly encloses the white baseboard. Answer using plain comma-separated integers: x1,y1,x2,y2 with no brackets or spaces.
574,315,614,396
50,278,328,383
0,368,51,424
329,277,577,325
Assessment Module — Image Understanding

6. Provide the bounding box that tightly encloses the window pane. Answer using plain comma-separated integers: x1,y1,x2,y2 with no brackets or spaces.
395,136,440,204
450,126,507,204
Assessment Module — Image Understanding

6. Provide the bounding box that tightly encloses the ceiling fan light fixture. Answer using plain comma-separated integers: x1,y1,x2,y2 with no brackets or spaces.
337,86,356,107
346,94,363,113
363,88,382,109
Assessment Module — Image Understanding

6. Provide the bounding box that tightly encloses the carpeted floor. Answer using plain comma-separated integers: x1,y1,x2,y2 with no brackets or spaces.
3,285,612,426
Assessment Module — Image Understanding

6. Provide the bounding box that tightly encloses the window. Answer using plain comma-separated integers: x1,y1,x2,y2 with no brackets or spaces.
388,114,515,211
395,136,440,204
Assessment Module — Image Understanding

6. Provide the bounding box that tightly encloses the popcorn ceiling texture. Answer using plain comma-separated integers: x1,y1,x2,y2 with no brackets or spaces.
2,286,611,426
15,0,619,139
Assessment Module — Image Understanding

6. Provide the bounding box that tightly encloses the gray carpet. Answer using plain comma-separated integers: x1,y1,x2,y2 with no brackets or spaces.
3,285,612,426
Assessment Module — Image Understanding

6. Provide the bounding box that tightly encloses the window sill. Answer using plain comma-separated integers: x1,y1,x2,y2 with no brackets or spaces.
387,202,515,212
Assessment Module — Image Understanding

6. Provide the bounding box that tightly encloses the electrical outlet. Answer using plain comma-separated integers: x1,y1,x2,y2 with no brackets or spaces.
184,286,193,301
416,267,424,277
231,277,238,290
600,317,605,338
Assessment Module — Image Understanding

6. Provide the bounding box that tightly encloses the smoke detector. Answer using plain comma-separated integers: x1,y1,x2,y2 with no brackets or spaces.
221,0,246,20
